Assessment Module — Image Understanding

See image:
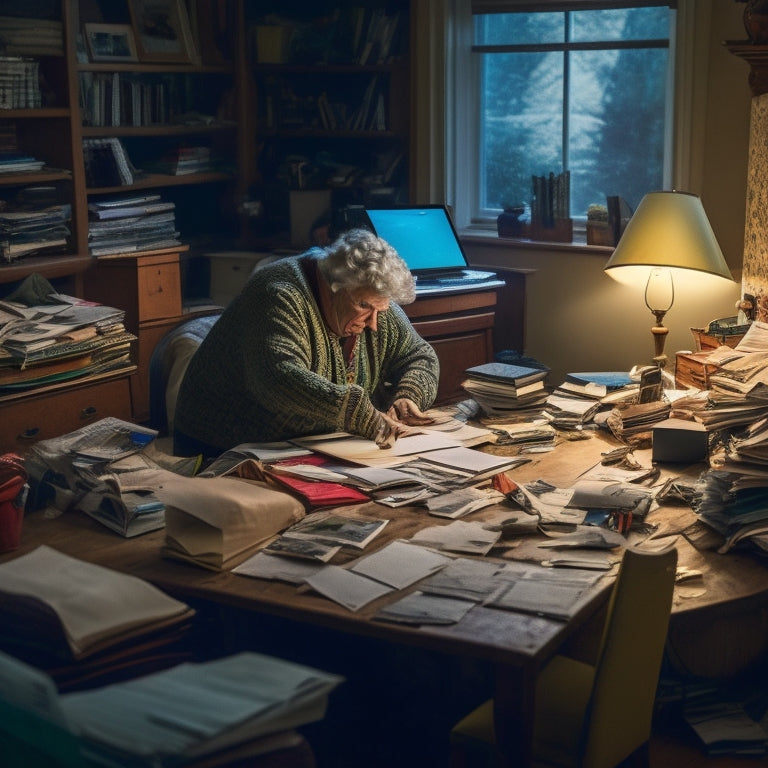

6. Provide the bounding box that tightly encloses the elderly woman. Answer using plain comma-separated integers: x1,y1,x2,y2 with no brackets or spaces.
173,228,440,457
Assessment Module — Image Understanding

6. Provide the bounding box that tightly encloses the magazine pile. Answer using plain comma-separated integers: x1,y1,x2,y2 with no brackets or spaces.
0,277,134,392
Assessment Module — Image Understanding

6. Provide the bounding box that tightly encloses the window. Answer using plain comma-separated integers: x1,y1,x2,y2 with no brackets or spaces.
459,1,676,229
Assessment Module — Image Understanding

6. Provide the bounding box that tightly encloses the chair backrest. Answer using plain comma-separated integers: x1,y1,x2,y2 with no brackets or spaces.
581,545,678,768
148,313,221,434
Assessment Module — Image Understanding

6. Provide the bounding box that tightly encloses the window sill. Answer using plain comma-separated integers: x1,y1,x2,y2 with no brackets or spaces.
458,224,615,255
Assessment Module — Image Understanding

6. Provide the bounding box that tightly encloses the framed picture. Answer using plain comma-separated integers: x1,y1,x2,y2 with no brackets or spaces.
128,0,195,64
84,24,139,63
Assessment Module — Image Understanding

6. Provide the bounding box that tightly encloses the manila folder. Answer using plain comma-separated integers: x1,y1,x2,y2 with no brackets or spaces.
149,471,305,570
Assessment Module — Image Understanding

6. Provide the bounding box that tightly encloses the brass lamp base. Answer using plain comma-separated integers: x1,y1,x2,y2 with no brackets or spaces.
651,310,669,368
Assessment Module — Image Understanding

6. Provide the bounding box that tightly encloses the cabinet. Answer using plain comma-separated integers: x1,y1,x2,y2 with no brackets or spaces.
404,286,501,404
243,2,411,245
0,368,134,453
675,351,717,391
83,246,199,423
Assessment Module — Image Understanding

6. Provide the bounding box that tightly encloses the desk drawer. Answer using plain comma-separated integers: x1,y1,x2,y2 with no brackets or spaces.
137,261,182,322
1,374,133,453
675,352,718,390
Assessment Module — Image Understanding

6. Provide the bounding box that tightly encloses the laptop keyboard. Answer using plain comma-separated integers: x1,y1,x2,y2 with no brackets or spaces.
416,270,497,288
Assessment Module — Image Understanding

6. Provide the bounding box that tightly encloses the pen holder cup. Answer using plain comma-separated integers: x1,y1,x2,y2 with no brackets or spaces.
0,454,27,553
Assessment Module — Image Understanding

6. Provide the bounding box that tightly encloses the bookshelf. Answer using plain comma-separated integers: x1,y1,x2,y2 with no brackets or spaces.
0,0,248,296
243,1,412,245
0,1,248,430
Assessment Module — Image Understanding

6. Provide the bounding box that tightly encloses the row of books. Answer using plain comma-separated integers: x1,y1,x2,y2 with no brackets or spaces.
260,73,389,134
531,170,571,226
79,71,171,129
249,6,403,66
78,72,223,129
87,193,181,256
0,56,42,109
317,75,388,132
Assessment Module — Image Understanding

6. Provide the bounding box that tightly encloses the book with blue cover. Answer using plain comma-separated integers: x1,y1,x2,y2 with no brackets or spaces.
464,362,549,387
564,371,634,391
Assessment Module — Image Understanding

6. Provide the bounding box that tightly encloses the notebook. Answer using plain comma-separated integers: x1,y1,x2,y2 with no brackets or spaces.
364,205,497,287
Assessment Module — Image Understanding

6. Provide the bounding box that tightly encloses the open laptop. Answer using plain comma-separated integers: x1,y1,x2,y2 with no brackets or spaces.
363,205,497,288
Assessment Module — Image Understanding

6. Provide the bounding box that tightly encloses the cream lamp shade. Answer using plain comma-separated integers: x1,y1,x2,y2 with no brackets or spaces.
604,191,733,279
604,191,733,367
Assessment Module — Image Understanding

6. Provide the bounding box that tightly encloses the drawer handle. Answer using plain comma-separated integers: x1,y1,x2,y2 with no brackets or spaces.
80,405,98,421
18,427,40,441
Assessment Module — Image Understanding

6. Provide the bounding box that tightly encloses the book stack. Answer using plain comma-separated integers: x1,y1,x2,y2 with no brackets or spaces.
0,15,63,57
461,361,549,416
87,194,180,256
543,371,637,429
708,350,768,399
151,144,212,175
0,204,71,262
0,152,45,174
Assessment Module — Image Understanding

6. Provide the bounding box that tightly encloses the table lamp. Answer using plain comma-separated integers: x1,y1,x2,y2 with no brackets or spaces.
604,190,734,368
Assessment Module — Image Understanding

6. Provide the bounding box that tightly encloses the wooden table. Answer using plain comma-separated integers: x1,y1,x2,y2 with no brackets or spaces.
5,429,768,766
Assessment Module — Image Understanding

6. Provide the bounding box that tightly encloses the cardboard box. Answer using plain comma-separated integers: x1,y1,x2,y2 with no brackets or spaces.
652,418,708,463
289,190,332,248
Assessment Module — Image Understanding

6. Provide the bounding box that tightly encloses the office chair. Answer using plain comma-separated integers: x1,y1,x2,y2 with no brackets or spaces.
450,545,678,768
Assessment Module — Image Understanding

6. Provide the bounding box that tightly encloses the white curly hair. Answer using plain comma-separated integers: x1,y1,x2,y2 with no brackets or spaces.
317,228,416,305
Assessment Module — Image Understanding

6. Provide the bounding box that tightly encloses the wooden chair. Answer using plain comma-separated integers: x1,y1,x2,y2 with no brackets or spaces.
450,545,678,768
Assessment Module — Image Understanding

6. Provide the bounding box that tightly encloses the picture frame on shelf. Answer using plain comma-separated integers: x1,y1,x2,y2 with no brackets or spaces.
128,0,196,64
84,24,139,63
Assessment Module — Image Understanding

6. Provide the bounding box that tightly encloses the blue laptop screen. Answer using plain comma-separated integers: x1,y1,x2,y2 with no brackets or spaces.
364,206,470,275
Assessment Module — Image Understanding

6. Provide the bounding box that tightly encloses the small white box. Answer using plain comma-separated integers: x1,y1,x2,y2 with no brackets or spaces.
207,251,271,306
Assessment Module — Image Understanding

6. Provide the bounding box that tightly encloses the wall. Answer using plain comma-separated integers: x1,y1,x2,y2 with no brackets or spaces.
454,0,751,384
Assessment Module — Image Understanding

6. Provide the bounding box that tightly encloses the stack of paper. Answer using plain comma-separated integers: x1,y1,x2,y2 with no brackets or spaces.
709,351,768,399
25,417,162,538
0,650,343,767
0,546,194,662
0,288,134,390
694,415,768,555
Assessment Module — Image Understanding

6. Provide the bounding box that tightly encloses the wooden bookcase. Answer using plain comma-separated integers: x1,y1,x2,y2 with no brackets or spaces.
0,1,249,432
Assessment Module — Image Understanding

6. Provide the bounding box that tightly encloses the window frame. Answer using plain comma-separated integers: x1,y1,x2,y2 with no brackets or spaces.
445,0,694,241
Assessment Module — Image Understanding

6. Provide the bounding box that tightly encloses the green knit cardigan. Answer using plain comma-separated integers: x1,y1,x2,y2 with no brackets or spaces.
173,252,440,453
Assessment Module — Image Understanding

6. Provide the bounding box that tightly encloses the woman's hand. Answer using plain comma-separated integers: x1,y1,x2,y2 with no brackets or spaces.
374,410,420,448
387,398,435,426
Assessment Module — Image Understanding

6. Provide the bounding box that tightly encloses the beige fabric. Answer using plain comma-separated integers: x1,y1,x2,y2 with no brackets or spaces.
164,336,201,434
